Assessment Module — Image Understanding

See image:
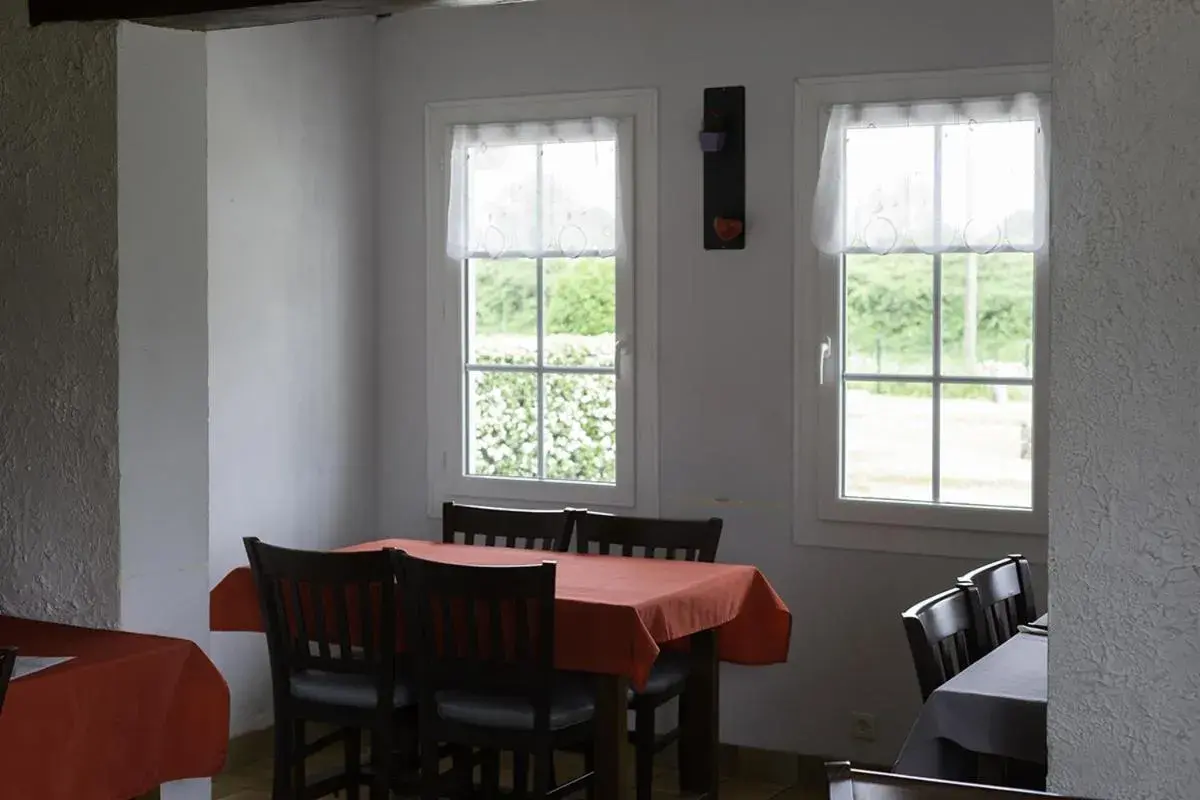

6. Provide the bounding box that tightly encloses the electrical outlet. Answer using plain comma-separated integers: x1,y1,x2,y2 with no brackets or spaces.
851,712,877,742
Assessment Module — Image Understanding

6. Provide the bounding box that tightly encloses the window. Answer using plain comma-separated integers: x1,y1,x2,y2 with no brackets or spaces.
796,68,1050,536
426,90,658,512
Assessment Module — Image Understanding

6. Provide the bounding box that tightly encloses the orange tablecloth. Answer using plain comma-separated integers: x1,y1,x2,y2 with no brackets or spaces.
0,616,230,800
211,538,791,689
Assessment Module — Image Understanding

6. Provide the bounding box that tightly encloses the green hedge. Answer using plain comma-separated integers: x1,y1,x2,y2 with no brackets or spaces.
846,252,1035,369
469,336,616,483
473,258,615,337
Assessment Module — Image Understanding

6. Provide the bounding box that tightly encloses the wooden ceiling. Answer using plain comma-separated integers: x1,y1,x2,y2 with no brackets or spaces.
29,0,527,30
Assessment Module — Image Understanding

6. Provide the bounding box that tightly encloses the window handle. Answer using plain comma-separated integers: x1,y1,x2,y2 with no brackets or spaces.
615,336,632,380
818,336,832,385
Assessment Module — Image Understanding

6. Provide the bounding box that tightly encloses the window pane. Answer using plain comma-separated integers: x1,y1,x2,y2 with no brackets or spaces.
544,373,616,484
544,257,616,367
845,254,933,375
542,139,617,255
467,259,537,366
843,381,932,502
466,370,538,479
940,253,1034,378
467,143,537,256
940,385,1033,508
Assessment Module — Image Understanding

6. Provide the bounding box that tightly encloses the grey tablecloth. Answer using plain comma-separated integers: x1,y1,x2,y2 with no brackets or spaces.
893,630,1048,779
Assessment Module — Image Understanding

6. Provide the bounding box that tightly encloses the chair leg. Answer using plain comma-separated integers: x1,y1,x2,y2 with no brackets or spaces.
482,750,501,800
292,719,306,800
533,748,553,800
420,733,441,800
450,745,474,798
370,725,394,800
273,715,293,800
583,748,595,800
514,751,529,799
634,707,656,800
344,728,362,798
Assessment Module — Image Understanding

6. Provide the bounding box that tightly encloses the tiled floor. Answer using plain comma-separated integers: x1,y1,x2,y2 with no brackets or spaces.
213,746,827,800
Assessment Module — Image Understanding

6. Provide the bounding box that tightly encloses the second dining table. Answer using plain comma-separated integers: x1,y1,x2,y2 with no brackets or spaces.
210,537,793,800
893,614,1049,780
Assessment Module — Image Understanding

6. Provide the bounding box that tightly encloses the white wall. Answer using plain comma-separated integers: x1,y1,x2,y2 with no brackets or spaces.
117,22,210,645
207,17,378,735
377,0,1052,761
0,3,120,627
1048,2,1200,797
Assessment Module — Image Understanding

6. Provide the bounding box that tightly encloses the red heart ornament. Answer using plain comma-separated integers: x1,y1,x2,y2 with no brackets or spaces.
713,217,744,242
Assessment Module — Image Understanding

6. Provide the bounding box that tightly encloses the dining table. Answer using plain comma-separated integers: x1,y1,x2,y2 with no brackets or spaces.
893,614,1049,780
0,615,230,800
210,537,793,800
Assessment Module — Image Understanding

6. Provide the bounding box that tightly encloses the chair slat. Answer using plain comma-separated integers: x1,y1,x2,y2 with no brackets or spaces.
465,593,480,662
334,585,353,663
311,582,331,662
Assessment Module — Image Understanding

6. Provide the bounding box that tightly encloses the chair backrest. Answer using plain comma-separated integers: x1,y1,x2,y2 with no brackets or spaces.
442,501,575,552
958,555,1037,649
403,555,557,723
574,512,723,562
0,647,16,715
902,586,979,701
244,538,401,705
826,763,1100,800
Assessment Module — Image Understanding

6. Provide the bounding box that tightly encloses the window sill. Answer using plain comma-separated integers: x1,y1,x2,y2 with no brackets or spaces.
795,500,1048,562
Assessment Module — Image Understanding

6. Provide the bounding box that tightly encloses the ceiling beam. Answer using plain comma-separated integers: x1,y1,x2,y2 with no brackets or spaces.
29,0,520,30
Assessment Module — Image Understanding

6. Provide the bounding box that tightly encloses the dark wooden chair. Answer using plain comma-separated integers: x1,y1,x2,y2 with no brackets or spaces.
443,501,576,552
825,762,1099,800
0,647,16,716
958,556,1038,650
573,511,724,800
401,554,594,800
244,537,414,800
902,586,982,702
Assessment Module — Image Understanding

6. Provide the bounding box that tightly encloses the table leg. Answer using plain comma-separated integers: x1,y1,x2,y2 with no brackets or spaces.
593,673,631,800
678,629,719,800
159,778,211,800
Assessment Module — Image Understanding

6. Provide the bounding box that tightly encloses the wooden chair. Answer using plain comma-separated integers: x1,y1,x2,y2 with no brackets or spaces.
573,512,722,562
825,762,1099,800
244,537,414,800
443,501,576,552
401,554,594,800
0,647,16,716
958,556,1038,650
573,511,724,800
902,587,982,702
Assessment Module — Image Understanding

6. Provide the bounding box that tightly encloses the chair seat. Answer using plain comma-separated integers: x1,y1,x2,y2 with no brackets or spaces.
631,651,690,699
290,670,415,709
436,679,595,731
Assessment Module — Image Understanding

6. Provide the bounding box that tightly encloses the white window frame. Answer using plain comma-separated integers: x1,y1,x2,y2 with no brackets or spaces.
794,66,1051,542
425,89,659,516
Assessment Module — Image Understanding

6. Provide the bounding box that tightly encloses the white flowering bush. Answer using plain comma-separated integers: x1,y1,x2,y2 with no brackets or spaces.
469,335,616,483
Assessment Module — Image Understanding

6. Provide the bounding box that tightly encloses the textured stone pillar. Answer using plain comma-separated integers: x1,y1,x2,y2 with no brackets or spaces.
1049,2,1200,797
0,1,120,627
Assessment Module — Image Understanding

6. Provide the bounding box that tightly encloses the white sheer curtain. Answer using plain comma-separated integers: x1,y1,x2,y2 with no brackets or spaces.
446,118,623,260
811,93,1048,255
